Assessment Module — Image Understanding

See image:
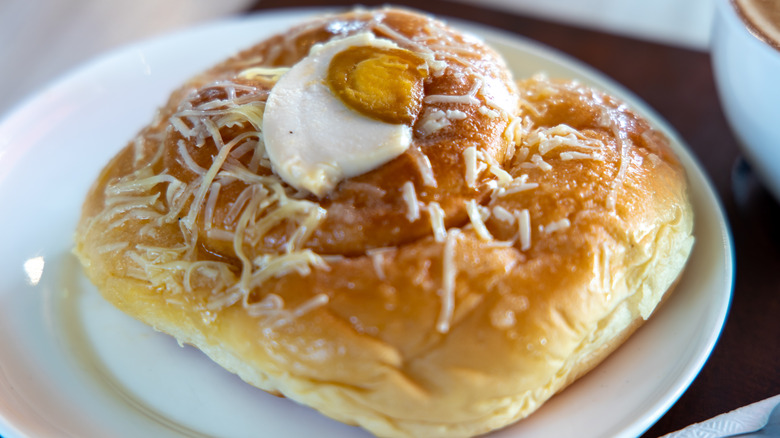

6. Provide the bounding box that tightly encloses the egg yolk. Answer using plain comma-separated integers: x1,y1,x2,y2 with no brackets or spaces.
327,46,428,125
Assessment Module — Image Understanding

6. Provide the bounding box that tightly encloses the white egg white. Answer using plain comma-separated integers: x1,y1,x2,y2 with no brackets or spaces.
263,33,413,197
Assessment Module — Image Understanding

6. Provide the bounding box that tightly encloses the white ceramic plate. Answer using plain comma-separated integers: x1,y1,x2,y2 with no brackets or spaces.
0,9,733,438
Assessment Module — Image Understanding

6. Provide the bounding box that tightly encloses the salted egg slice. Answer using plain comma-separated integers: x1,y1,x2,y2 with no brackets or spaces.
263,32,428,197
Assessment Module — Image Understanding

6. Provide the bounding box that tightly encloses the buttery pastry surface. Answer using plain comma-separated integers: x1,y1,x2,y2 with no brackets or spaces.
74,8,694,438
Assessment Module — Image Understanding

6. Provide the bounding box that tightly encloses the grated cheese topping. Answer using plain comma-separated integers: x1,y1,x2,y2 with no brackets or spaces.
542,218,571,234
428,201,447,243
560,151,604,161
367,247,394,281
203,182,221,230
465,200,493,241
86,76,337,321
525,124,603,156
436,229,460,333
86,14,624,338
516,209,532,251
446,110,468,120
401,181,421,222
419,109,451,136
489,165,513,186
249,293,330,328
463,146,479,188
492,174,538,199
409,148,438,188
237,66,290,84
529,154,553,171
492,206,515,224
478,105,500,118
424,79,482,106
96,242,130,254
514,147,530,163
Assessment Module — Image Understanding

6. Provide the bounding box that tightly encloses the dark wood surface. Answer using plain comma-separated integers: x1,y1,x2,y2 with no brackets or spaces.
248,1,780,436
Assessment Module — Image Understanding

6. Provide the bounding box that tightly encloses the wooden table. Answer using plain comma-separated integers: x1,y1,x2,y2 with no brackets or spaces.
248,1,780,436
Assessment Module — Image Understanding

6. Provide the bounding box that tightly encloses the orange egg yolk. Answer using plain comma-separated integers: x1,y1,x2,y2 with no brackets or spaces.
327,46,428,125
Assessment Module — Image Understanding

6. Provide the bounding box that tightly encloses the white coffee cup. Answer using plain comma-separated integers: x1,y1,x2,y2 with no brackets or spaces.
712,0,780,200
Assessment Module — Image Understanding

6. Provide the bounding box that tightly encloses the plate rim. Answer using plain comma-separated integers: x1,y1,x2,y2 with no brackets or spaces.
0,8,734,438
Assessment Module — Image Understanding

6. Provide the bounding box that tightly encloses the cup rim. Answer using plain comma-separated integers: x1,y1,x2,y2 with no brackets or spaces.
726,0,780,52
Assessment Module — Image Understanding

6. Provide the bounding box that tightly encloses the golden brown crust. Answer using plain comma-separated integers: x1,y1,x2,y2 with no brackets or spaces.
74,7,694,438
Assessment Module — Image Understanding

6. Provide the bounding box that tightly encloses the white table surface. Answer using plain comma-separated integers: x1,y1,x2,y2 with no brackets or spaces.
0,0,716,119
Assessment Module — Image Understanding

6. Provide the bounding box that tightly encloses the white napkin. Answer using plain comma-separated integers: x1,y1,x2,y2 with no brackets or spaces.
661,394,780,438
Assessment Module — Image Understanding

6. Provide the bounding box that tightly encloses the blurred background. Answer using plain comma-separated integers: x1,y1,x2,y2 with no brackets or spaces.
0,0,715,118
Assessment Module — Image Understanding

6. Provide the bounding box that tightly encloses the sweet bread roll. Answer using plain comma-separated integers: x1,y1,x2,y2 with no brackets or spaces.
74,8,694,438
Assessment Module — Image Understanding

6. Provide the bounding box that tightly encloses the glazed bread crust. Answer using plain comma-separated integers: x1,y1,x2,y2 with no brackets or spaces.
75,8,694,438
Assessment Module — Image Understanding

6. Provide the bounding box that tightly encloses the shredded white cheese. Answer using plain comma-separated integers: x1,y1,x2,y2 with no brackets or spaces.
270,293,330,328
478,105,500,118
181,131,260,231
93,25,545,322
424,79,481,106
206,228,235,241
203,182,221,230
492,206,515,224
488,165,513,186
409,149,438,188
530,154,553,171
494,174,539,198
401,181,421,222
543,218,571,234
93,75,341,315
515,147,530,163
246,293,285,317
503,116,523,144
237,66,290,82
96,242,130,254
446,110,467,120
170,117,196,139
247,250,329,292
283,205,327,253
177,139,207,175
367,247,394,281
428,201,447,243
437,229,460,333
560,151,604,161
463,146,479,188
465,200,493,241
419,109,451,136
516,209,532,251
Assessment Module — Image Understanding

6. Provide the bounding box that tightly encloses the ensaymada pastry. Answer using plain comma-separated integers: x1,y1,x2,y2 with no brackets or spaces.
74,7,694,438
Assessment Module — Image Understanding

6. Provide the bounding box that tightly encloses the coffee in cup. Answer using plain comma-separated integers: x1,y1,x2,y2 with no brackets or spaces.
712,0,780,201
734,0,780,50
